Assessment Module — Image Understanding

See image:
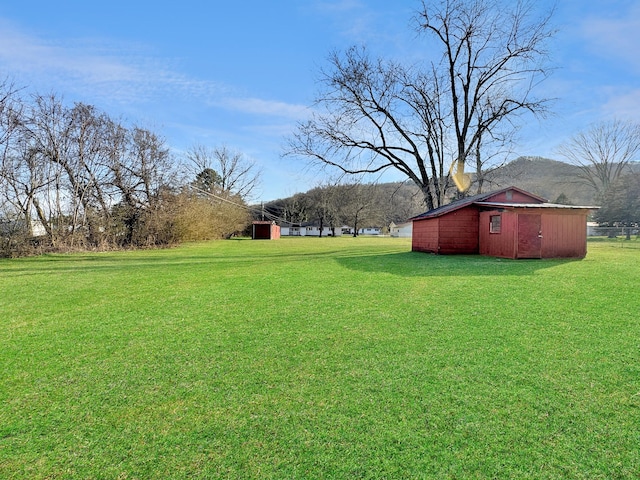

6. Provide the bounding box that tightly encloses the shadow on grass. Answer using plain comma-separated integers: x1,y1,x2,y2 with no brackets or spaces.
0,247,354,277
2,241,580,278
335,251,580,277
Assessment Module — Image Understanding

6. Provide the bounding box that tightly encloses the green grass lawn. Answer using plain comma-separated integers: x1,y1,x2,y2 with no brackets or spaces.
1,237,639,479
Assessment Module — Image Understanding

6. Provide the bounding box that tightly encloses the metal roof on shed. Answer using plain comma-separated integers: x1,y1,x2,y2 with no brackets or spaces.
475,202,599,210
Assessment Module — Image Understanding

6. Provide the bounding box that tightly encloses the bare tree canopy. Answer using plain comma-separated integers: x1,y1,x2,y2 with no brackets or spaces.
185,144,261,201
287,0,555,210
0,87,252,255
557,119,640,197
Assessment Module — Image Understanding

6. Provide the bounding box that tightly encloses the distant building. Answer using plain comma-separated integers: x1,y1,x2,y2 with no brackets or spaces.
252,221,280,240
358,227,382,235
586,222,599,236
389,222,413,238
280,224,342,237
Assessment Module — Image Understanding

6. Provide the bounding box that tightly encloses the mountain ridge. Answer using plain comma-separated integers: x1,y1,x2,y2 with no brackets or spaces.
482,156,597,205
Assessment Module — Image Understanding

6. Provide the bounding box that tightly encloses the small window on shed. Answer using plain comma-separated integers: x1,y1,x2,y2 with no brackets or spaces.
490,214,501,233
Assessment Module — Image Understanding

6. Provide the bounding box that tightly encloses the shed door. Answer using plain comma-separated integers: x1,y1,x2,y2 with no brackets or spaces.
517,214,542,258
253,223,270,239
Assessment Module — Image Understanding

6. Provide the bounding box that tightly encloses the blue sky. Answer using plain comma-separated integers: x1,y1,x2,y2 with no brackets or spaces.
1,1,639,201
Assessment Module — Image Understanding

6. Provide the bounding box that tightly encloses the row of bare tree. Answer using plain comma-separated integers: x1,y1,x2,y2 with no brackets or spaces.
0,80,257,256
263,182,425,237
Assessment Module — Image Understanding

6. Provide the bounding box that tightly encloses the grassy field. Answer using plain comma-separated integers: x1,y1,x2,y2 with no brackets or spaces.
1,236,639,479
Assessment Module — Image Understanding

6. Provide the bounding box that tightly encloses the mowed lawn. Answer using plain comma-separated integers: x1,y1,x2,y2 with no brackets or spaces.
1,237,639,479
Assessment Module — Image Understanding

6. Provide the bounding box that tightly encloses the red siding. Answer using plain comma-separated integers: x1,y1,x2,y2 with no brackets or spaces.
540,210,587,258
484,191,543,204
412,217,440,253
437,207,479,254
412,206,479,254
479,210,517,258
479,208,589,259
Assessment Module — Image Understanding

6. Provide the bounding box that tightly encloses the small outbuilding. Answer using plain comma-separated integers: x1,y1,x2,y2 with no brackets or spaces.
411,187,597,259
252,221,281,240
389,221,413,238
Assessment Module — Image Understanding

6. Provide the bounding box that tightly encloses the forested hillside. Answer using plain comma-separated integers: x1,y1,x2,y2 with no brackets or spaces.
483,156,598,205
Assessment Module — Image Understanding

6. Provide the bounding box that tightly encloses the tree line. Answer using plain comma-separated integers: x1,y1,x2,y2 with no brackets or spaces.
4,0,638,256
0,80,256,256
261,182,425,236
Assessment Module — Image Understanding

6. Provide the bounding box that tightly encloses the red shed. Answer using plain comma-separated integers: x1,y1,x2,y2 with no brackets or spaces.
252,221,281,240
411,187,597,259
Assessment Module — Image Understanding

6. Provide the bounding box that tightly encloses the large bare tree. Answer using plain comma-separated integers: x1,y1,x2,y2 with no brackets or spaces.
288,0,554,210
334,182,380,237
557,119,640,199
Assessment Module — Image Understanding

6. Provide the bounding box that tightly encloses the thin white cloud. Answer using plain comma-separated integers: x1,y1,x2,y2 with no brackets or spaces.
309,0,384,44
580,4,640,72
570,4,640,124
0,20,155,100
220,97,311,120
601,88,640,121
0,18,305,120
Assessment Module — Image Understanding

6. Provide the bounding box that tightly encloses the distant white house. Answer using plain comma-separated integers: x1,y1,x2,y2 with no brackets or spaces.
358,226,383,235
31,220,47,237
279,226,298,236
389,221,413,238
280,224,343,236
280,224,383,236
